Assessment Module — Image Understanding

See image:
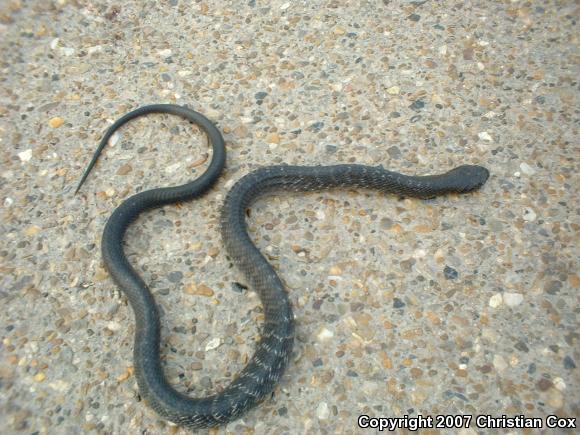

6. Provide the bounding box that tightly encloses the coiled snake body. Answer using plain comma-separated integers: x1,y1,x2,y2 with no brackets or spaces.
76,104,489,428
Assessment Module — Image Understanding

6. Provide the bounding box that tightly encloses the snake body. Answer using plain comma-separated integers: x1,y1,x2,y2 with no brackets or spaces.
77,104,489,428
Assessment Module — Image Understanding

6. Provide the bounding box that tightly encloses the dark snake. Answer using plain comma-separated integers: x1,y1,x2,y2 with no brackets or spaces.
76,104,489,428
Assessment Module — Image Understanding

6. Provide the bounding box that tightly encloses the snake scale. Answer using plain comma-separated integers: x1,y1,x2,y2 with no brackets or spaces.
76,104,489,428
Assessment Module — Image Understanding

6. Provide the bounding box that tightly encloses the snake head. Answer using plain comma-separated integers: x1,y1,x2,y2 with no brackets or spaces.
445,165,490,193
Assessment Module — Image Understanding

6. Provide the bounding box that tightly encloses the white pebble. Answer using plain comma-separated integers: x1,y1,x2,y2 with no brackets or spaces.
316,210,325,220
493,354,508,372
87,45,103,55
157,49,172,57
4,197,13,207
519,162,536,175
317,327,334,342
165,162,182,174
553,377,566,391
107,321,121,331
109,131,120,146
60,47,75,56
50,38,59,50
478,131,493,142
523,208,536,222
205,338,221,351
280,2,290,10
316,402,329,420
18,149,32,163
49,380,70,392
503,292,523,307
489,293,503,308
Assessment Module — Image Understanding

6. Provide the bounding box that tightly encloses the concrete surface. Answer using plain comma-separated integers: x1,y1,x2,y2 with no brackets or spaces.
0,0,578,433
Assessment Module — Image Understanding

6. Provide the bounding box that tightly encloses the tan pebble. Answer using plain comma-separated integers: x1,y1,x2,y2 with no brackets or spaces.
190,242,202,251
402,358,413,367
546,388,564,408
333,26,346,35
93,268,108,281
185,283,214,297
207,247,219,257
116,164,132,175
34,372,46,382
379,351,392,369
0,365,13,378
8,355,18,365
401,328,422,339
413,224,432,233
117,369,131,382
267,133,280,144
411,390,427,405
25,225,41,236
569,274,580,287
383,320,394,329
390,224,403,234
426,311,441,325
48,117,64,128
410,368,423,378
190,154,208,167
329,265,342,276
353,312,372,327
233,124,248,138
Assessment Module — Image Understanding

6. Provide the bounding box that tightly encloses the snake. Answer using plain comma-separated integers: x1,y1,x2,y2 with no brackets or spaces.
76,104,489,428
